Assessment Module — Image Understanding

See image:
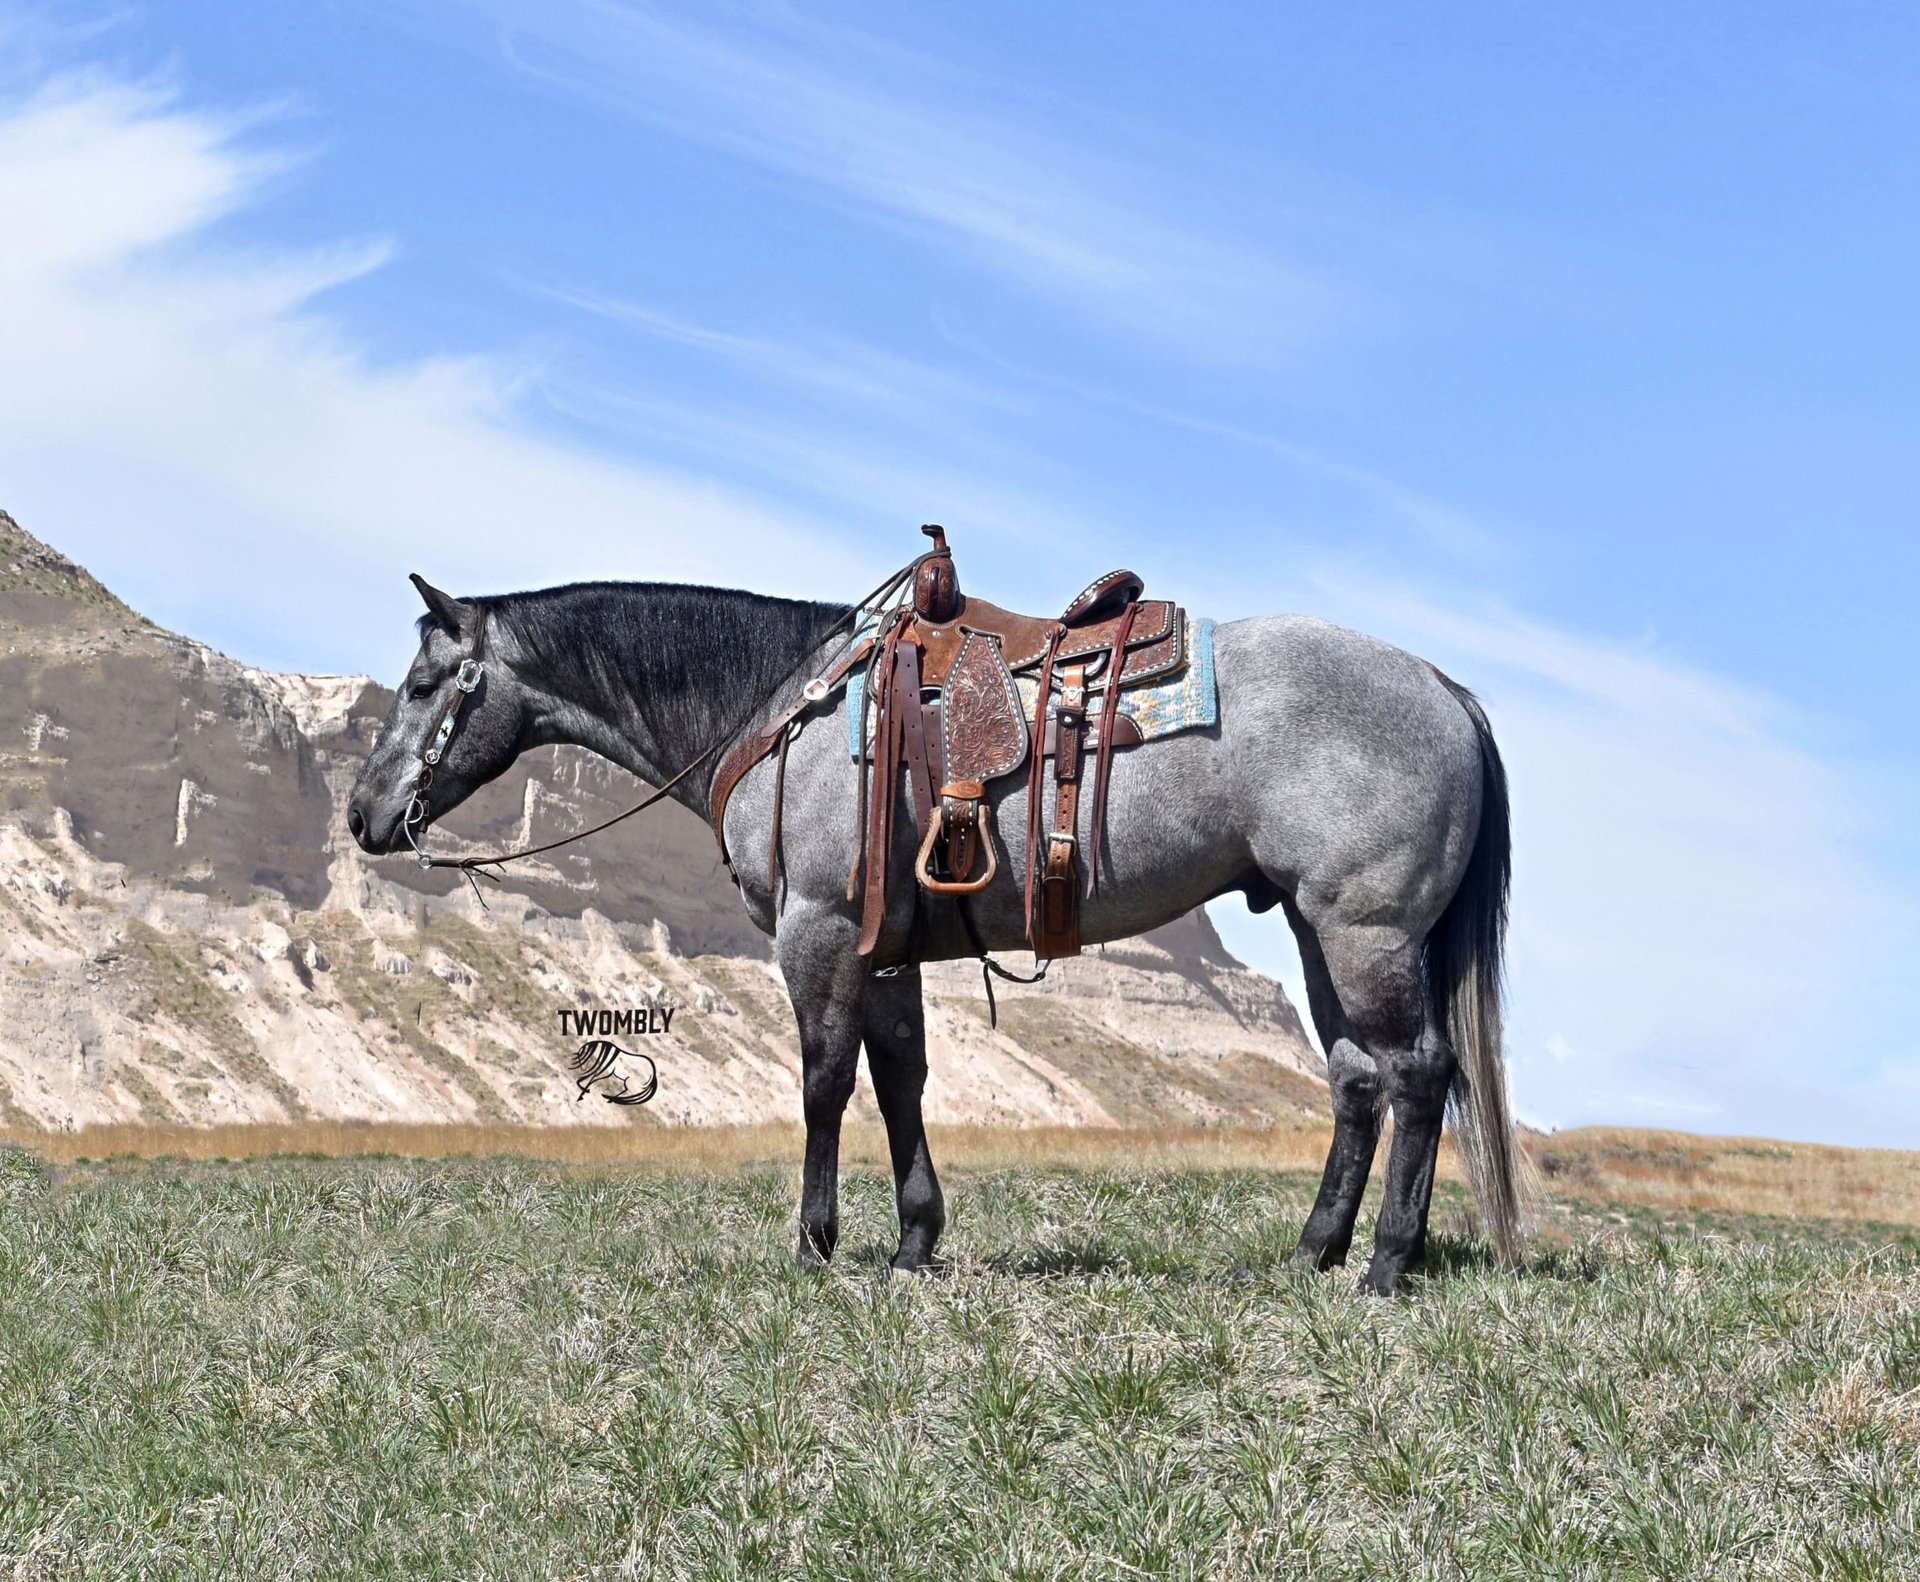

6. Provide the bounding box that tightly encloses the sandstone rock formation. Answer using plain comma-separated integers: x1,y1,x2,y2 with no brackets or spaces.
0,509,1323,1132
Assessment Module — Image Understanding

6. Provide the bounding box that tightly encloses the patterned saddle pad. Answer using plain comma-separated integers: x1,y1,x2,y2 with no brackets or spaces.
844,615,1218,758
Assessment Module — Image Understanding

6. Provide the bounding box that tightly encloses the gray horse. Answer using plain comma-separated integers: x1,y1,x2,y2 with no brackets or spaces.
347,573,1520,1296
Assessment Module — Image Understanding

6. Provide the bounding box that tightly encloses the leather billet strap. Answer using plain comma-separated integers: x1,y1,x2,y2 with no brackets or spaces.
1032,664,1086,959
1085,599,1138,896
856,614,918,956
1021,623,1066,951
896,637,936,837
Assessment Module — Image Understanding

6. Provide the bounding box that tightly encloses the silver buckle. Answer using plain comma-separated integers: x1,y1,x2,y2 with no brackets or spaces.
802,678,829,703
455,659,484,693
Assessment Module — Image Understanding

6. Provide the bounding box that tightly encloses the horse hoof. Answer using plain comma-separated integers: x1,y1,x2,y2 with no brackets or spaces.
889,1252,940,1277
1356,1267,1400,1299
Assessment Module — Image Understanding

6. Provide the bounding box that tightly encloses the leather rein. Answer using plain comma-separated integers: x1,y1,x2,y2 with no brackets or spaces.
398,555,931,895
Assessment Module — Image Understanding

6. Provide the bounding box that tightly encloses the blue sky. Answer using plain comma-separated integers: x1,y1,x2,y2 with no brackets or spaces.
1,2,1915,1144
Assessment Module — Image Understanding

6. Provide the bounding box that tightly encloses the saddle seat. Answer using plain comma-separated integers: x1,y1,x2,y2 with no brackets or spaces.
912,589,1183,694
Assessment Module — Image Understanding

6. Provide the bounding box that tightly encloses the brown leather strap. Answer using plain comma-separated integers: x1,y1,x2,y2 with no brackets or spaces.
1021,623,1067,947
710,728,783,861
857,620,912,957
1085,599,1138,896
436,742,713,880
846,618,894,901
766,723,794,894
1038,786,1080,955
895,636,935,837
1032,663,1085,958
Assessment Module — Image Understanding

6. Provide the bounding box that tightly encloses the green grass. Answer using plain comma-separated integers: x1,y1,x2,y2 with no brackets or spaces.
2,1145,1917,1580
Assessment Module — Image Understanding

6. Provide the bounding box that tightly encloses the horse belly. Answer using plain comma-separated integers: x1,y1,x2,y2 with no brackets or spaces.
913,725,1249,961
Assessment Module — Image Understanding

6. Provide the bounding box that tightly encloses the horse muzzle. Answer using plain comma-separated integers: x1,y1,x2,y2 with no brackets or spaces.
346,791,410,855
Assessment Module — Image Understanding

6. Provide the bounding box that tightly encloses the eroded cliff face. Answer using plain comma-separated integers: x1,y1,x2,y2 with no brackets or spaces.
0,509,1323,1132
0,510,772,952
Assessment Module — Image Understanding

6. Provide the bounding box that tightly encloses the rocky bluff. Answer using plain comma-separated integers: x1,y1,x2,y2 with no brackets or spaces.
0,509,1323,1133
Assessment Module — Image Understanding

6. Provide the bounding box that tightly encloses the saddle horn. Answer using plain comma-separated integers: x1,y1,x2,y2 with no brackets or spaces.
913,523,962,623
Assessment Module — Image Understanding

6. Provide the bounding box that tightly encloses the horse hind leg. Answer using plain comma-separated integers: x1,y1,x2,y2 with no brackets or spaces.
1285,900,1384,1272
862,966,947,1272
1291,1034,1383,1271
1361,1013,1455,1295
1291,914,1451,1296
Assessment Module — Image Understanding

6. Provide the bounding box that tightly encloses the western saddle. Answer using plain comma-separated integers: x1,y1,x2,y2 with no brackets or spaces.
711,525,1185,964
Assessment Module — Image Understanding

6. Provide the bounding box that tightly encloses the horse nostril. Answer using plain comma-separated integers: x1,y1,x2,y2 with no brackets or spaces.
347,805,367,842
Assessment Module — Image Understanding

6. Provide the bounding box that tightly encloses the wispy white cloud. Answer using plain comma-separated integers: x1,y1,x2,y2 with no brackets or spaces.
0,76,869,673
923,315,1508,560
539,372,1114,582
534,283,1037,424
471,0,1353,366
516,285,1124,579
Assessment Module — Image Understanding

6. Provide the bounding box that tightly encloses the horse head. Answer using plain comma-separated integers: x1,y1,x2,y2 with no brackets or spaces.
346,575,533,857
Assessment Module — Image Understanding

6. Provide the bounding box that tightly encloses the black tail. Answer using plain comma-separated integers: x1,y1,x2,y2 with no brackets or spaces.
1426,672,1523,1265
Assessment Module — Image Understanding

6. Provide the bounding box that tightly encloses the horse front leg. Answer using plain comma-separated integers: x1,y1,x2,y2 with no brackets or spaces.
862,966,946,1273
776,905,869,1267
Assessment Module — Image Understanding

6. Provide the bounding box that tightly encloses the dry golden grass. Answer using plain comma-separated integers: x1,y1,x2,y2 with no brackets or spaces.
8,1118,1920,1227
1532,1125,1920,1227
0,1118,1341,1175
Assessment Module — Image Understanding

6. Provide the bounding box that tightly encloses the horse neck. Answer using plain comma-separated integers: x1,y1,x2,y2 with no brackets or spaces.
497,582,841,815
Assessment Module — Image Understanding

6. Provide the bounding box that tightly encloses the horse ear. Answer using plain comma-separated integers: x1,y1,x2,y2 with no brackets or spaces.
409,573,477,638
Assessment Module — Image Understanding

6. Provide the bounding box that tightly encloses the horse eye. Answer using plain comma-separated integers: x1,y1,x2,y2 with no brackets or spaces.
408,681,436,701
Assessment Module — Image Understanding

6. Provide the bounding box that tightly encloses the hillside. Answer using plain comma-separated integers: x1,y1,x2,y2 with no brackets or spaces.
0,509,1323,1132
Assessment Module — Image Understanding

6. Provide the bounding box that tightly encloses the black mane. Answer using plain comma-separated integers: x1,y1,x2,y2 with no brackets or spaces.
469,580,846,780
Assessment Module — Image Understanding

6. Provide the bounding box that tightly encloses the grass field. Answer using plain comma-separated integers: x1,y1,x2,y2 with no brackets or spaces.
3,1140,1918,1580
